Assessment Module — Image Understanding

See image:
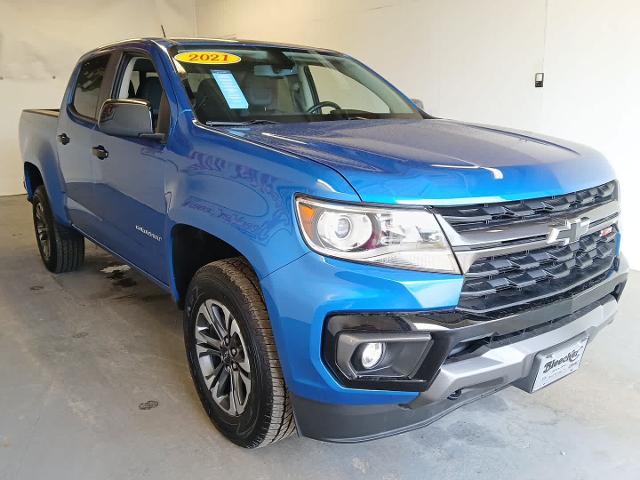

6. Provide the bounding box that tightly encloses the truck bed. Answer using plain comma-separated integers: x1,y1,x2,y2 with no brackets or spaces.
19,109,61,165
22,108,60,118
19,108,62,209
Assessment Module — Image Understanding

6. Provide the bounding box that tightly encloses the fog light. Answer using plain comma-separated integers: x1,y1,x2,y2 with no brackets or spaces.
360,342,385,369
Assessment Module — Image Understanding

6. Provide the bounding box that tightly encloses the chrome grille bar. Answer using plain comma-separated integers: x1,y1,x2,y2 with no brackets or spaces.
432,181,620,317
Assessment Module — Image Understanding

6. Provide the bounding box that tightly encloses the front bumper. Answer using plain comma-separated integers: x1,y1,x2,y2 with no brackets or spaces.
417,294,619,404
293,292,621,442
260,252,464,405
261,252,627,442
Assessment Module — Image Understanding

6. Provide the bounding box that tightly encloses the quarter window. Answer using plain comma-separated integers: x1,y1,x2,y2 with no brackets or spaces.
73,54,110,119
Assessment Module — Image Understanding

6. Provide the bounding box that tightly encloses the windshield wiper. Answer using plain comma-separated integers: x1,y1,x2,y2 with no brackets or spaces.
205,119,278,127
334,110,378,121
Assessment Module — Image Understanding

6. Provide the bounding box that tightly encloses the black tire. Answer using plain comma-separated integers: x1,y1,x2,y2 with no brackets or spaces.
32,185,84,273
184,257,296,448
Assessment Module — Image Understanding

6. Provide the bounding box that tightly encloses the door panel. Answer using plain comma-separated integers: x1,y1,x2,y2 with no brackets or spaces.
91,135,168,282
57,53,112,235
90,53,170,283
57,115,97,232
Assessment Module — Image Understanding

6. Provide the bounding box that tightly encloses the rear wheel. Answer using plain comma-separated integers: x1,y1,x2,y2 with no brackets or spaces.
32,185,84,273
184,258,296,448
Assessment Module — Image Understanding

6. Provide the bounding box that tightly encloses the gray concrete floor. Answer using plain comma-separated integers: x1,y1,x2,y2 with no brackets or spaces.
0,194,639,480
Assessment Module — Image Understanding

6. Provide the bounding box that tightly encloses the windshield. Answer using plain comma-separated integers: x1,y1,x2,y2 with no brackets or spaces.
171,46,423,124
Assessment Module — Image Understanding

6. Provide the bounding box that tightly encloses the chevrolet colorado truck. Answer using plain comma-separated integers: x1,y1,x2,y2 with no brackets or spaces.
19,38,627,448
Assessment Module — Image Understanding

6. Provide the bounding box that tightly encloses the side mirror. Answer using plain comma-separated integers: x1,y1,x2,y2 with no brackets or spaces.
98,99,155,138
411,98,425,110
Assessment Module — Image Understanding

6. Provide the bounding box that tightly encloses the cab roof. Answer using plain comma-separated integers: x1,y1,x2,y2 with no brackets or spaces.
93,37,342,56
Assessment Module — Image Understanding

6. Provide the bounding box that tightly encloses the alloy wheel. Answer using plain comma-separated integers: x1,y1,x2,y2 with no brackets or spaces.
194,299,252,416
34,201,51,260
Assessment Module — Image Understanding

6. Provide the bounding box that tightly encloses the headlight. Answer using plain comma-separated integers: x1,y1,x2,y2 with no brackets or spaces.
295,197,460,273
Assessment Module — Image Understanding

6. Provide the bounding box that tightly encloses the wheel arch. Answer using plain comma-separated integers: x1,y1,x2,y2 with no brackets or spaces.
24,162,44,200
169,223,259,306
20,126,71,226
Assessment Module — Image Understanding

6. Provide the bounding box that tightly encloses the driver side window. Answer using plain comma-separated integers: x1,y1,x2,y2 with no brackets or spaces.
308,65,390,113
116,56,169,133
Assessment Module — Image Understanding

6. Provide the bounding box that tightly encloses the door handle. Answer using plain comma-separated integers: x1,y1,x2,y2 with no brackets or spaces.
91,145,109,160
57,133,70,145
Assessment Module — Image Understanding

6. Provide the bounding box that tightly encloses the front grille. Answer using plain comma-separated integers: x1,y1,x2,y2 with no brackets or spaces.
458,226,618,316
435,181,616,232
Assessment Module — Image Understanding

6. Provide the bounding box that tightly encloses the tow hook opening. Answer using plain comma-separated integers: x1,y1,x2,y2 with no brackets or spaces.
447,389,462,400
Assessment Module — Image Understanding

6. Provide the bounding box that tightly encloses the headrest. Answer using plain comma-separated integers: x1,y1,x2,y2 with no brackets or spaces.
134,58,156,73
194,78,233,121
244,75,275,108
138,77,163,112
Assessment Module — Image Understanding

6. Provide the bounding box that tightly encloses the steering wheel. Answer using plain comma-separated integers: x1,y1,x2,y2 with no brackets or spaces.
306,101,342,114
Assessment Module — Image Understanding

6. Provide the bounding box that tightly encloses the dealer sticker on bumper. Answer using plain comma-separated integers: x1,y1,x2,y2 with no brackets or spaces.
532,336,589,392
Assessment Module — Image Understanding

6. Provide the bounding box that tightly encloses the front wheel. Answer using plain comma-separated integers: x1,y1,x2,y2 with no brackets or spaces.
32,185,84,273
184,258,296,448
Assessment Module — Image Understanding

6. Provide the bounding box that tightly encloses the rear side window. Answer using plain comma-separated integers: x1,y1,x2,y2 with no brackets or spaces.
73,54,110,119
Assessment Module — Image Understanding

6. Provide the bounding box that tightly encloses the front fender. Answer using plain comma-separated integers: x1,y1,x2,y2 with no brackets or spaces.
165,123,361,283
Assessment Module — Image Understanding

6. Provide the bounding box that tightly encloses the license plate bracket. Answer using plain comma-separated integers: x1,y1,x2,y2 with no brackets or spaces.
515,334,589,393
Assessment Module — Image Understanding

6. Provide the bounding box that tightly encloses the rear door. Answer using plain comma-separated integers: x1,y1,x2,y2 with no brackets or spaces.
56,52,116,235
90,51,171,283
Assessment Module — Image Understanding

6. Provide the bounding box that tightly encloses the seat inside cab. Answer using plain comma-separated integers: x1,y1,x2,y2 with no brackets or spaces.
117,57,168,133
189,65,305,123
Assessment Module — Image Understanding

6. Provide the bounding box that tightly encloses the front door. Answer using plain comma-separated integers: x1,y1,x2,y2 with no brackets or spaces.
91,54,171,283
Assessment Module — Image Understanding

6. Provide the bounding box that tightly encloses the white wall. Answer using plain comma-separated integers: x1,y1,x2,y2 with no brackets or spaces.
196,0,640,268
0,0,196,196
539,0,640,268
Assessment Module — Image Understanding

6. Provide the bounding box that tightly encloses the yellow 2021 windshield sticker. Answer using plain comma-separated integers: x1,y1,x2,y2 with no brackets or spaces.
174,51,241,65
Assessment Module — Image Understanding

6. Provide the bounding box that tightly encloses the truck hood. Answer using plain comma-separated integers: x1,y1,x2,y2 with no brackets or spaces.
222,119,615,205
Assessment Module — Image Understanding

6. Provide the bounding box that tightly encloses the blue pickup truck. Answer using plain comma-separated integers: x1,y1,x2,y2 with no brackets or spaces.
19,38,627,448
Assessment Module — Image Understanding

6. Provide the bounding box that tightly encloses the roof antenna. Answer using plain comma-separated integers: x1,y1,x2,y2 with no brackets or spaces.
161,24,167,38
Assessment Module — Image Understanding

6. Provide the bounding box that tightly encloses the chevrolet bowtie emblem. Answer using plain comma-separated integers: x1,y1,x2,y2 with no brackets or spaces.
547,217,591,246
